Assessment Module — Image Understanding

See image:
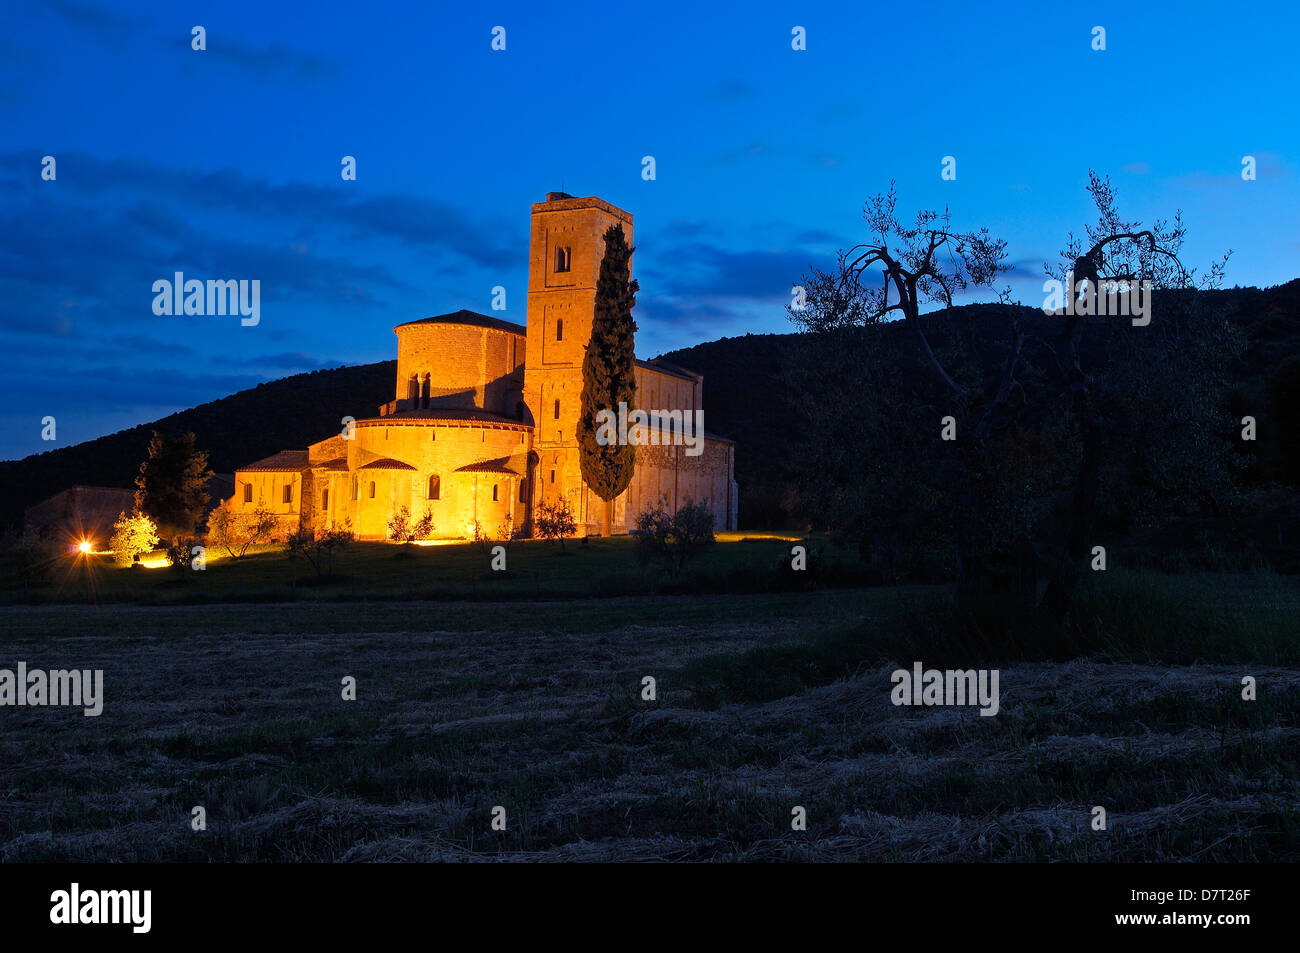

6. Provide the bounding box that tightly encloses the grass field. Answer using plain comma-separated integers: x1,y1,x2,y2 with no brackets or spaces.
1,566,1297,862
3,533,830,605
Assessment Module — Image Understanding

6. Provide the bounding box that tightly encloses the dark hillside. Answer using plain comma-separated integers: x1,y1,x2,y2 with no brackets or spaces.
0,362,395,530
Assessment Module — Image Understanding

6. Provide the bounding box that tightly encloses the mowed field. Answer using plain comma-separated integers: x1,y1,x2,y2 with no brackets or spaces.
2,572,1299,862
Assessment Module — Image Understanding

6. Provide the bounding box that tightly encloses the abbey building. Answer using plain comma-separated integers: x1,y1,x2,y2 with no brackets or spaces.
225,193,738,540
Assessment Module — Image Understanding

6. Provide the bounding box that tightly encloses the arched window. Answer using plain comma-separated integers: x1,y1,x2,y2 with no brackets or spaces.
421,373,431,409
556,318,563,342
322,489,329,510
407,375,419,403
550,469,556,484
553,398,560,419
368,481,376,499
555,247,571,273
428,474,440,500
519,479,527,503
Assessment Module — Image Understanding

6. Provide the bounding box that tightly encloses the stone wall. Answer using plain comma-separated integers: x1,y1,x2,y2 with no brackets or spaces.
331,418,530,539
393,323,524,416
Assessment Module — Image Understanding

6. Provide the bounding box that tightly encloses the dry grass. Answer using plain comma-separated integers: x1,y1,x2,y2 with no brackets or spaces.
1,589,1297,862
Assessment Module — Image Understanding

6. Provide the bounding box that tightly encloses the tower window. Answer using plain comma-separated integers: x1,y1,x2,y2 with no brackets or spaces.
492,484,499,502
519,479,528,503
282,484,293,504
243,483,252,503
428,474,440,500
556,318,563,342
550,469,555,484
553,398,560,419
555,246,571,273
322,489,329,510
369,481,376,499
408,374,418,403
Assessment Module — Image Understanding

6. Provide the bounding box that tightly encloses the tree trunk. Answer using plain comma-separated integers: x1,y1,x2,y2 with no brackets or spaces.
1039,411,1102,627
601,498,613,537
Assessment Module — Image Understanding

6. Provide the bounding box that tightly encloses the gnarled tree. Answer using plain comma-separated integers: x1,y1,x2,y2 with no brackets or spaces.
790,173,1233,645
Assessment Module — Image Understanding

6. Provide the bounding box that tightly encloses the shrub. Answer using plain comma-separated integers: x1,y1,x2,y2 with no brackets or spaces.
388,506,434,545
208,502,277,559
166,537,202,576
285,524,354,578
634,499,716,575
7,534,59,589
110,509,160,568
534,498,577,552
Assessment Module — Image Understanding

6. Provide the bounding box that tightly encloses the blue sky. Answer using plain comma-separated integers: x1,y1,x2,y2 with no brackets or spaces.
2,0,1296,460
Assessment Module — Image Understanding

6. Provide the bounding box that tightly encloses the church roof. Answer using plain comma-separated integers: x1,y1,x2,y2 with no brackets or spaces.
310,457,349,471
637,358,702,382
357,457,417,471
454,457,520,476
241,450,309,471
367,408,532,428
394,310,526,336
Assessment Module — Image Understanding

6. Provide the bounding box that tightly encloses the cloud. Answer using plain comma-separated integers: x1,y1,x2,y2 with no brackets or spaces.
0,194,408,338
1121,162,1152,174
1,153,517,269
42,0,137,39
1173,152,1291,189
202,39,341,81
212,351,345,371
1002,257,1048,281
715,79,759,102
628,229,842,345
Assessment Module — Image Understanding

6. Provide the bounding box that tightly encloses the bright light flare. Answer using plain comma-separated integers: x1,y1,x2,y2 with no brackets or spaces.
78,540,92,554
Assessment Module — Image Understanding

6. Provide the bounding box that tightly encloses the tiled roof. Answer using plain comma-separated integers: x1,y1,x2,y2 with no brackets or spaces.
366,408,532,427
394,310,526,336
240,450,308,472
454,457,520,476
357,457,417,471
637,358,702,382
310,457,349,471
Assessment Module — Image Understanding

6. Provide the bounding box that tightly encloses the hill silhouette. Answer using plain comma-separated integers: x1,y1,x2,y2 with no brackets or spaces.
0,362,395,531
2,280,1296,532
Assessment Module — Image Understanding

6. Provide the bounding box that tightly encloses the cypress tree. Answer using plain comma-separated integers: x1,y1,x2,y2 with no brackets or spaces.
134,430,214,539
579,223,639,537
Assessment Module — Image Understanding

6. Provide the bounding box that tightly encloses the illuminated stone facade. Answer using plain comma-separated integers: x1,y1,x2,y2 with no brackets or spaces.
226,193,738,540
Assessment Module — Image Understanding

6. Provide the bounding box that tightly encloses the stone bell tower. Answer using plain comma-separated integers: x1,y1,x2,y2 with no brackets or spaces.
522,192,634,520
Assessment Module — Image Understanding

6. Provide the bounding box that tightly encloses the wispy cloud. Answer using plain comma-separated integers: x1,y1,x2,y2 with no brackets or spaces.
202,39,342,81
42,0,138,39
715,79,759,102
